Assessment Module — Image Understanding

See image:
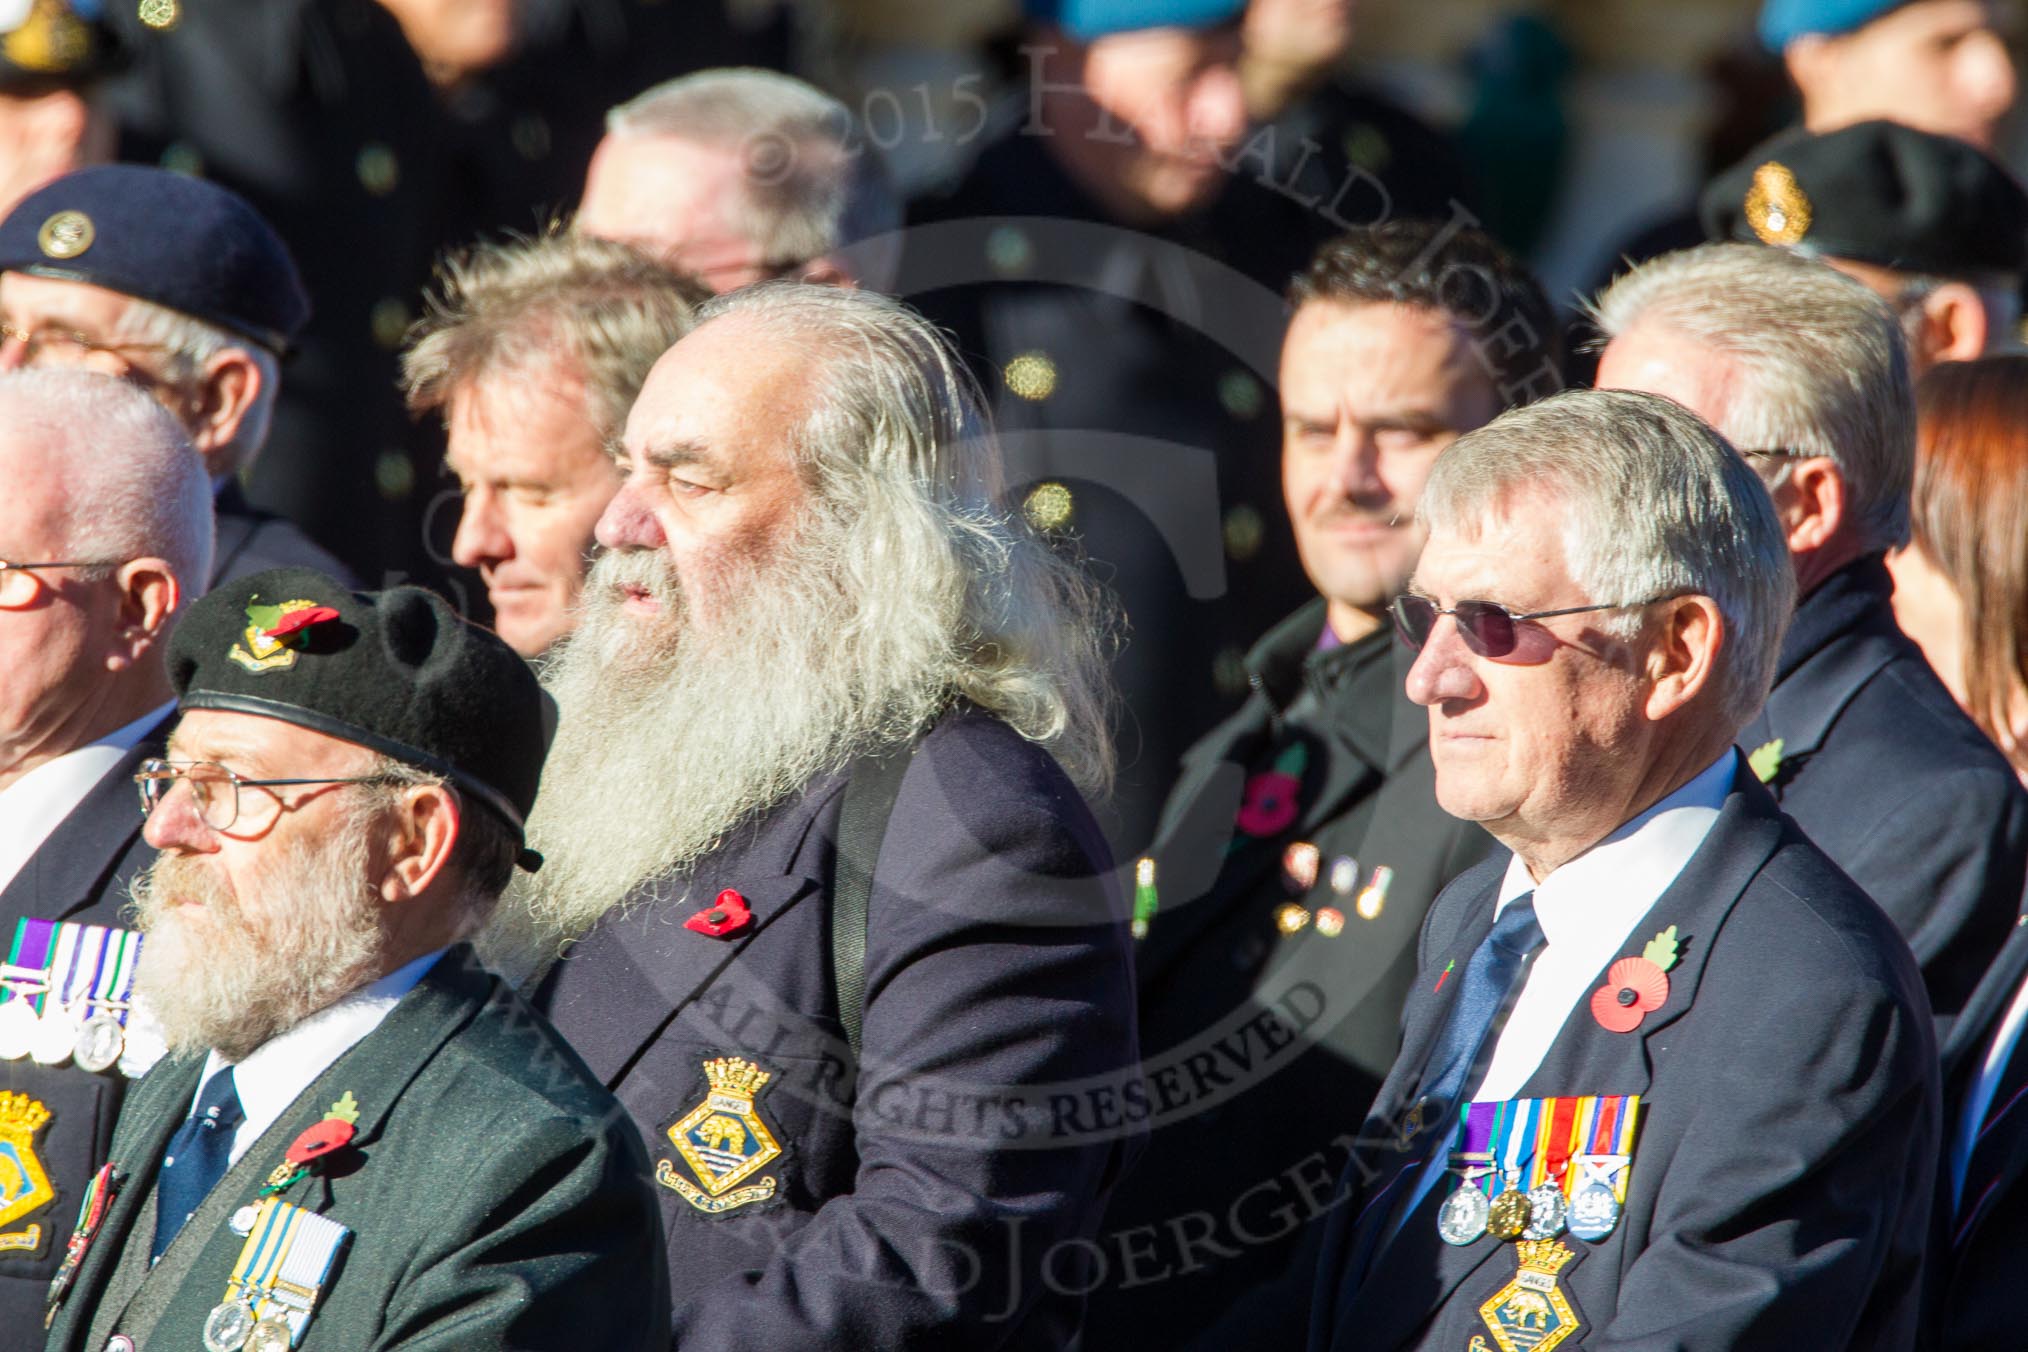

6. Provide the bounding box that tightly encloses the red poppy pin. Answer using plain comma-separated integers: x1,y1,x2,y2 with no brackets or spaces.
1236,744,1307,838
685,889,753,939
262,604,341,641
263,1092,361,1196
1590,926,1682,1033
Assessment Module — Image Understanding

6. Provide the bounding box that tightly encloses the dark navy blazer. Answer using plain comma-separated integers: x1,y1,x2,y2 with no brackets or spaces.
0,715,166,1332
1310,768,1939,1351
1740,556,2028,1017
212,481,357,589
536,709,1141,1349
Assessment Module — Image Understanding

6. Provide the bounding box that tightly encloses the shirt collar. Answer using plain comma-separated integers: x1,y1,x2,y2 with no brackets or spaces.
1496,750,1737,950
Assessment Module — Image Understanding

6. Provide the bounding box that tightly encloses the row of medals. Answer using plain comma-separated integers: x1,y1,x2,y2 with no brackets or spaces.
0,991,130,1074
1437,1167,1620,1247
204,1298,293,1352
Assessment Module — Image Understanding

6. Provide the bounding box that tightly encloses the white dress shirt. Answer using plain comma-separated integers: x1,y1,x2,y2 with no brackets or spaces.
1952,958,2028,1206
0,702,172,893
1474,751,1736,1102
190,949,446,1167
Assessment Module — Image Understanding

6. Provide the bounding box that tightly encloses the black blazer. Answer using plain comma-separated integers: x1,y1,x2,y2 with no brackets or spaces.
1925,913,2028,1349
535,709,1141,1349
1310,768,1939,1351
1084,603,1490,1350
0,716,167,1333
1740,556,2028,1017
43,947,668,1351
212,481,357,588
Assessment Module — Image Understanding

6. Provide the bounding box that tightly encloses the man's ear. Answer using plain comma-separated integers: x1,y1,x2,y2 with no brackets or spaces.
1916,283,1993,367
104,557,181,674
183,348,264,474
1773,457,1847,556
795,255,856,289
381,784,461,904
1644,594,1724,722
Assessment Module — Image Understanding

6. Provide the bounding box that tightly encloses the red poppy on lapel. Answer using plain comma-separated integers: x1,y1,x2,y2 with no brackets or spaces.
685,889,753,939
1591,956,1669,1033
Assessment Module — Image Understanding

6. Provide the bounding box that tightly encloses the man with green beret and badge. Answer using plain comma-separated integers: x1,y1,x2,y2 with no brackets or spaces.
0,164,355,588
42,566,670,1352
1702,118,2028,375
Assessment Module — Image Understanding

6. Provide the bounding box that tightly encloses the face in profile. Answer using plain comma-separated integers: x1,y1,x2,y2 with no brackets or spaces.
446,366,620,658
1279,299,1502,637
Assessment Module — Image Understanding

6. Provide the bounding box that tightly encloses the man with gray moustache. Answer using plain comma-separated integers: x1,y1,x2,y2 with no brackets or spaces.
490,282,1140,1347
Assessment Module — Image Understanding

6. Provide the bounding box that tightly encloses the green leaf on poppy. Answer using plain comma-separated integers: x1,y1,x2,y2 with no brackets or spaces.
325,1091,361,1125
1747,738,1785,784
1271,742,1308,777
1642,925,1681,972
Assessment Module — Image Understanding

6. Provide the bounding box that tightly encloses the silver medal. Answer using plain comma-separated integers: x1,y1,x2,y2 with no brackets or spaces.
1436,1183,1490,1245
0,994,35,1060
245,1317,294,1352
203,1299,256,1352
29,1001,79,1066
72,1013,125,1074
230,1204,261,1237
1522,1183,1568,1239
117,1003,168,1079
1567,1180,1622,1241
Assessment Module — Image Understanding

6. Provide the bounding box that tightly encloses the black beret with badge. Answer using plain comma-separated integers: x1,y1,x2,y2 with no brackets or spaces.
167,567,552,867
1701,119,2028,285
0,163,310,353
0,0,123,94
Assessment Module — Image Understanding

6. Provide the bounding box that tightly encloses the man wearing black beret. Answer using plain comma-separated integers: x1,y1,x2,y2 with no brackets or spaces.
0,165,355,588
42,566,669,1352
1703,118,2028,375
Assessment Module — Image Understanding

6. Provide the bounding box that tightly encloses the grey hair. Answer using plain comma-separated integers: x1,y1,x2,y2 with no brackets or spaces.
1590,242,1915,552
1420,388,1798,732
0,369,212,589
111,297,282,476
605,68,901,272
689,282,1117,793
1889,273,2023,356
402,228,707,437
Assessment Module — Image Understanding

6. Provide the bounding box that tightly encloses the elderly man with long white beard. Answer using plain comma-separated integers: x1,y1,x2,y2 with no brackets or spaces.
488,283,1140,1348
42,567,669,1352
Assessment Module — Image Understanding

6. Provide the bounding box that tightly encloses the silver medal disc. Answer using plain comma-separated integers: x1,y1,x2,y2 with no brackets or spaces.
0,995,35,1060
1437,1183,1490,1245
203,1299,256,1352
1567,1181,1622,1241
229,1204,260,1237
29,1002,79,1066
1522,1183,1568,1239
72,1014,125,1074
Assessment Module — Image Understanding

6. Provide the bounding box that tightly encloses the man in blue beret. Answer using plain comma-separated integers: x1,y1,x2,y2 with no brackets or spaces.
0,165,354,589
904,0,1330,854
1761,0,2016,151
42,566,670,1352
0,0,121,222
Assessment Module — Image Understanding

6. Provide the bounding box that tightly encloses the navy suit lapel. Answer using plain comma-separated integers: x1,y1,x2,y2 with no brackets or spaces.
0,723,167,933
1327,774,1785,1352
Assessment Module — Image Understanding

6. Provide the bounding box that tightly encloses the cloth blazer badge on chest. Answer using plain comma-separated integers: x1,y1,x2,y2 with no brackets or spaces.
656,1057,784,1214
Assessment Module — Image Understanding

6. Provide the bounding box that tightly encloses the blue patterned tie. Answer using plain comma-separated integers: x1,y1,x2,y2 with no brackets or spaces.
151,1065,243,1260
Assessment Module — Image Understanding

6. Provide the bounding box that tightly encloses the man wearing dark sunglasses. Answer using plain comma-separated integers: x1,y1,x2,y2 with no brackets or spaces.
1595,241,2028,1021
1087,222,1560,1349
1313,387,1937,1351
0,370,210,1332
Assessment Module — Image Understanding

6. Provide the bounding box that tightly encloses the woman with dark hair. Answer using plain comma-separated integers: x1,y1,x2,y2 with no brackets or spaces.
1889,354,2028,781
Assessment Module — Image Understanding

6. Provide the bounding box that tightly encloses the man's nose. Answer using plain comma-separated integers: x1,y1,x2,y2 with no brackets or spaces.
1404,614,1483,707
451,490,512,571
594,479,667,552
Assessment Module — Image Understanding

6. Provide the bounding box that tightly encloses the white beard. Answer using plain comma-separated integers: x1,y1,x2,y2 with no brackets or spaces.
484,522,958,982
129,827,385,1063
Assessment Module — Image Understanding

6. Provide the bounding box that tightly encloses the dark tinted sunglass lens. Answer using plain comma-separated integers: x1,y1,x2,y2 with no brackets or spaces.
1455,601,1518,657
1391,595,1436,647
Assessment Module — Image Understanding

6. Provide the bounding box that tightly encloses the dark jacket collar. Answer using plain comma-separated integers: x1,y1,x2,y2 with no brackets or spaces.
1776,553,1895,684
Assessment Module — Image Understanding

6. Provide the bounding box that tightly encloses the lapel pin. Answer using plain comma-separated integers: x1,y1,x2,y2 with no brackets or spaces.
685,889,753,939
1590,925,1682,1033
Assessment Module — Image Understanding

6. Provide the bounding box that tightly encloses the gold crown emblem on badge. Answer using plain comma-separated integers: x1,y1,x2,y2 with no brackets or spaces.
703,1057,771,1098
1744,161,1813,246
1515,1238,1578,1274
0,1091,51,1135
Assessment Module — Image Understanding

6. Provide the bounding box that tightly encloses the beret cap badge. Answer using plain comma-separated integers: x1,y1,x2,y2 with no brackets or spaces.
1745,161,1812,246
228,597,339,674
34,208,90,260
